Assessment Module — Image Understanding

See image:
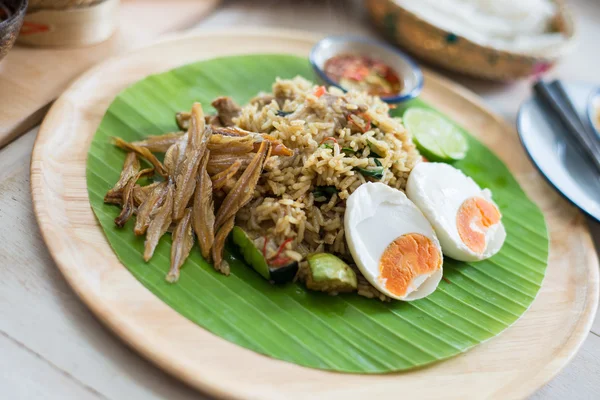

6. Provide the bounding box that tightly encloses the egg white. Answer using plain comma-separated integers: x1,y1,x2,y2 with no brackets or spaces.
406,162,506,262
344,182,443,301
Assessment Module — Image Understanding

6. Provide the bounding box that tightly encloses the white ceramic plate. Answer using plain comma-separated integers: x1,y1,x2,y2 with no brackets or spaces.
518,82,600,223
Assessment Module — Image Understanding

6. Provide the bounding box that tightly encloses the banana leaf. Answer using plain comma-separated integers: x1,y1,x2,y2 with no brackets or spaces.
87,54,548,373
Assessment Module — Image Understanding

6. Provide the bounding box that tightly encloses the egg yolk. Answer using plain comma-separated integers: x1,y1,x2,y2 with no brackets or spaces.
457,197,501,253
379,233,442,297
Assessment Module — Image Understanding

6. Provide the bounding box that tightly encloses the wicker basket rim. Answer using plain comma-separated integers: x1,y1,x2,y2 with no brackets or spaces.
386,0,576,61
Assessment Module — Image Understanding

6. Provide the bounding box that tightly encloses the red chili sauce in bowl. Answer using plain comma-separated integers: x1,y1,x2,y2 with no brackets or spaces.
323,54,403,97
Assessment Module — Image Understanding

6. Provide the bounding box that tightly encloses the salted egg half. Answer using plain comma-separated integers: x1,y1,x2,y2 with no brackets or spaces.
345,182,443,301
406,162,506,262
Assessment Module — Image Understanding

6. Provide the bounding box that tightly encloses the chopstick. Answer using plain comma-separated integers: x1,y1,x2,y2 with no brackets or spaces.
549,80,600,158
533,80,600,173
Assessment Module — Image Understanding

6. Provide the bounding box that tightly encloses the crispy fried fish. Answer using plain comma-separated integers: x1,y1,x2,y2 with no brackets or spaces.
211,160,242,190
207,153,253,175
172,103,211,221
167,207,194,283
212,126,292,156
144,183,174,261
134,181,169,236
214,141,271,230
133,182,160,206
211,216,235,275
208,134,254,155
104,152,139,202
131,132,185,153
113,137,168,177
114,168,153,228
164,136,186,177
177,111,222,130
104,182,159,207
192,152,215,260
176,111,190,131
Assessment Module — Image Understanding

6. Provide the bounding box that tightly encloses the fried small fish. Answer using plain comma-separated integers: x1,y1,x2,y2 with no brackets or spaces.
167,207,194,283
172,104,211,221
132,182,160,206
164,136,187,177
131,132,185,153
214,141,271,230
104,152,139,202
206,153,253,175
176,111,222,130
144,183,174,261
134,181,169,236
105,182,160,207
212,216,235,275
115,168,153,228
188,103,206,150
254,134,293,157
113,137,168,177
211,160,242,190
176,111,190,131
208,134,254,155
219,178,237,195
193,152,215,261
212,126,292,156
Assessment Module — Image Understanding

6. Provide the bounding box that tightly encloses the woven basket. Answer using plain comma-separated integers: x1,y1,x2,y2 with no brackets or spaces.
18,0,117,46
364,0,576,81
28,0,102,11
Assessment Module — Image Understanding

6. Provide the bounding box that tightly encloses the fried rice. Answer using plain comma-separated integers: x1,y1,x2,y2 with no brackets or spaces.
234,77,421,297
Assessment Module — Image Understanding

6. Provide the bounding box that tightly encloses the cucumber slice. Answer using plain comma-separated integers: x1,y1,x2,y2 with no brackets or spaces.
231,226,270,280
231,227,298,284
305,253,357,293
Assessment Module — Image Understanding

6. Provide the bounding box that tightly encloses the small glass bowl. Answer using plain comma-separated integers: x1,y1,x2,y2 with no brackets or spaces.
309,35,423,103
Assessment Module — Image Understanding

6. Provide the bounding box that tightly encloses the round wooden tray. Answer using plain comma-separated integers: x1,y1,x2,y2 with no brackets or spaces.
31,29,599,399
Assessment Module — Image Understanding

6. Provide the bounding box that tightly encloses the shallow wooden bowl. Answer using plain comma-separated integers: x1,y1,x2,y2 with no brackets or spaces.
364,0,576,81
30,29,599,399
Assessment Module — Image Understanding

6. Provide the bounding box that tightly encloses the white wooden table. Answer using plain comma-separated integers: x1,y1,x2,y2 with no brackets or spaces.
1,1,599,398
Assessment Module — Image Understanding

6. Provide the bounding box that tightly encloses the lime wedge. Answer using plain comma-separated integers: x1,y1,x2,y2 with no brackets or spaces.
403,108,469,162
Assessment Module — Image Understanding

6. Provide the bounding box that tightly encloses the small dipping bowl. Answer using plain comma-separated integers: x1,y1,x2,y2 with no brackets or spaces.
586,88,600,140
0,0,27,62
310,36,423,103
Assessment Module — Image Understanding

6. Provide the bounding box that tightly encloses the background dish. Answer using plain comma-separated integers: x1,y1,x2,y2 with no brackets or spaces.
518,81,600,222
364,0,575,80
310,36,423,102
31,29,598,399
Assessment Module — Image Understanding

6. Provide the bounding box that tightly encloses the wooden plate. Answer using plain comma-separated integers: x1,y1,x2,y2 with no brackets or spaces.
31,29,599,399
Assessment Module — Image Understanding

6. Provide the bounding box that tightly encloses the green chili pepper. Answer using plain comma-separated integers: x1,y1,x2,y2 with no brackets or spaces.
354,166,384,180
313,185,339,200
367,140,384,158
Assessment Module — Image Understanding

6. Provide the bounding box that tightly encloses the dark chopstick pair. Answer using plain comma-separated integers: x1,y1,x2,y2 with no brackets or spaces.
533,80,600,174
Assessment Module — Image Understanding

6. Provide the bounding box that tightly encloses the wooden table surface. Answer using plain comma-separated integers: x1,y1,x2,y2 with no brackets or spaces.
1,0,599,399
